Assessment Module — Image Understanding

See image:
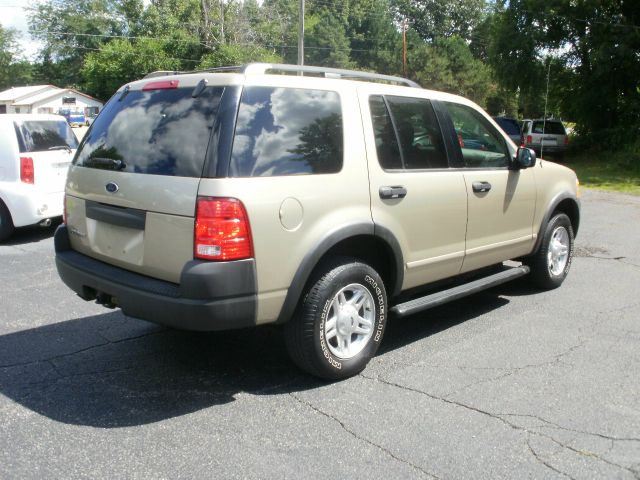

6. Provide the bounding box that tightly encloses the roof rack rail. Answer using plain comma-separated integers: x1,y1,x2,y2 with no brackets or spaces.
243,63,421,88
143,64,420,87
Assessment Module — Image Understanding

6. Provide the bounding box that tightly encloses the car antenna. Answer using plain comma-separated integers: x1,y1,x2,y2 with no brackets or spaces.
541,57,552,159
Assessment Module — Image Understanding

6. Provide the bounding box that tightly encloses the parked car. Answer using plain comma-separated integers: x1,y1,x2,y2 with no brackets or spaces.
521,119,569,157
57,109,86,127
0,114,78,241
54,64,580,380
85,112,98,126
492,116,522,145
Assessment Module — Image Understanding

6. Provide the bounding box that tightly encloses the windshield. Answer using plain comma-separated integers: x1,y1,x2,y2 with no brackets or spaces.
73,86,223,177
14,120,79,153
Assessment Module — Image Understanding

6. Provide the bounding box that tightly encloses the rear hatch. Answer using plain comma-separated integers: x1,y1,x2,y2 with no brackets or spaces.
65,81,225,283
530,120,567,149
14,119,78,193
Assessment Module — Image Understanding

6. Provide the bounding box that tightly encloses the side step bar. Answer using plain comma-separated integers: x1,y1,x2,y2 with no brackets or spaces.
390,265,530,318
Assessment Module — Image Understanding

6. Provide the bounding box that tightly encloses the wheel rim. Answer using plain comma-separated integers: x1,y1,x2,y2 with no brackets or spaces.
547,226,570,276
323,283,375,359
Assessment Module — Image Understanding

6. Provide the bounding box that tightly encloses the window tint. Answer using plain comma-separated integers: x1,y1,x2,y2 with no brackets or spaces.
369,95,448,170
73,86,223,177
532,121,566,135
444,102,509,168
493,117,520,136
14,120,79,153
230,87,343,177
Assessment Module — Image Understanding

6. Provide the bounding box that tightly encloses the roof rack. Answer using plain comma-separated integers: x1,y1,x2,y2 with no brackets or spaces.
143,63,421,88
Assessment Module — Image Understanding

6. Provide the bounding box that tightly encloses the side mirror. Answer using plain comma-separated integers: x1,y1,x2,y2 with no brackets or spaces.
514,147,536,169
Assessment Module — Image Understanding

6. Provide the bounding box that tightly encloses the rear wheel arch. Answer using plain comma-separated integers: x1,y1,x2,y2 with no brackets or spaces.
0,198,15,242
276,224,403,324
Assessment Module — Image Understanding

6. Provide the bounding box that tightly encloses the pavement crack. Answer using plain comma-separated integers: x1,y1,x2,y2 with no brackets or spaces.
526,436,576,479
0,329,163,371
361,374,639,475
289,391,439,479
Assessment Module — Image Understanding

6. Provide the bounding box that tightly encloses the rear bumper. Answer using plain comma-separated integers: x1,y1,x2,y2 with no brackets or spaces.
54,225,257,331
0,183,63,227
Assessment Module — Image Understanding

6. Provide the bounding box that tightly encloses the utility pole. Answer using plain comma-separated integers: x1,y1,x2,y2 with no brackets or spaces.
298,0,305,66
402,19,407,78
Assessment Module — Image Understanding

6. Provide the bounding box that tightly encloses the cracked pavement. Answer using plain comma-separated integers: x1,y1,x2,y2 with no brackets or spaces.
1,189,639,479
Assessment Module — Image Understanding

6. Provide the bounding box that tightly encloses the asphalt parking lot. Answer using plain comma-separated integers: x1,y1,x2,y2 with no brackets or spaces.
1,189,639,479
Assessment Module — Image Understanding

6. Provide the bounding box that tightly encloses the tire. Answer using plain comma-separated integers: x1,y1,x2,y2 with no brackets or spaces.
0,201,15,242
284,258,388,380
526,213,574,289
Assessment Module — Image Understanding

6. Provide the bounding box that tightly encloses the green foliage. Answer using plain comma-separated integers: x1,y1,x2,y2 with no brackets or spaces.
0,26,32,90
81,38,181,100
392,0,486,42
489,0,640,143
409,36,492,106
199,44,282,68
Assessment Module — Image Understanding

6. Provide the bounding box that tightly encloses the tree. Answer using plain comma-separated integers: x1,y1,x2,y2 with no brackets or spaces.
489,0,640,143
81,38,181,100
391,0,486,43
0,26,32,90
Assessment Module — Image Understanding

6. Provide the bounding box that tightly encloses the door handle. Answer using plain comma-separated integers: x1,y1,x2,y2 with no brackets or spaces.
472,181,491,193
379,186,407,199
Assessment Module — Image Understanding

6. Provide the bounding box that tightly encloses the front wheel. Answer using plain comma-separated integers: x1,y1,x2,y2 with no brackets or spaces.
284,259,388,380
526,213,574,289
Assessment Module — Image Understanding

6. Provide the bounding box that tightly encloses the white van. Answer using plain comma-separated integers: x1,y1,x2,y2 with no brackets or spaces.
0,114,78,241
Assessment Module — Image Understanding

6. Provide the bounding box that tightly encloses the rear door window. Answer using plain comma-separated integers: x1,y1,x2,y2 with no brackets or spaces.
369,95,448,170
73,86,223,177
229,87,343,177
14,120,78,153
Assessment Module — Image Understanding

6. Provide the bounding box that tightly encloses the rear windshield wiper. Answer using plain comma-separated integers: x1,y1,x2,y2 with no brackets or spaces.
49,145,72,153
84,157,127,170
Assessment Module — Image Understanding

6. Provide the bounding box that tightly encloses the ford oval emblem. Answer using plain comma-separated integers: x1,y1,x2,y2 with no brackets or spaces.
105,182,119,193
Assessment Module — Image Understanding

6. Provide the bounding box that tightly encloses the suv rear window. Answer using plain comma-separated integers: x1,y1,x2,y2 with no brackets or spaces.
493,117,520,136
230,87,343,177
532,121,566,135
14,120,78,153
73,86,223,177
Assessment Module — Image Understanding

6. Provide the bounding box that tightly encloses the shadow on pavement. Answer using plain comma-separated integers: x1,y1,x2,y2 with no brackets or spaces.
0,288,514,428
2,219,61,246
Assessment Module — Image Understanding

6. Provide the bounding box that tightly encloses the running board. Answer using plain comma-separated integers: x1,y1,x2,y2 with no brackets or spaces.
390,265,530,318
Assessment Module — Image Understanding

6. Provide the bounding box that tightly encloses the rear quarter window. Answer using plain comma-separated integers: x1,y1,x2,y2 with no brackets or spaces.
230,87,343,177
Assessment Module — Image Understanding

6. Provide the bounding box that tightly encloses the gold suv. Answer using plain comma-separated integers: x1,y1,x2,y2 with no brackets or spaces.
55,64,580,380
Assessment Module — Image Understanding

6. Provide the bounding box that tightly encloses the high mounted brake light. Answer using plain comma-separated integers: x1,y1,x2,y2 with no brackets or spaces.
142,80,179,91
194,197,253,261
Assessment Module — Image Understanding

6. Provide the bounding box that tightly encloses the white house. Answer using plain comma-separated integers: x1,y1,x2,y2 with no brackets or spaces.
0,85,103,115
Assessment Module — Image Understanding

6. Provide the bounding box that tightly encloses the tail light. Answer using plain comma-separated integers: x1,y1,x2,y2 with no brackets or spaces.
20,157,34,184
564,136,569,145
526,135,532,145
194,197,253,261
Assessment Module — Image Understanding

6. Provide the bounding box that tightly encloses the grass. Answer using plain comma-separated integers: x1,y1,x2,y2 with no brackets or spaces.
557,146,640,196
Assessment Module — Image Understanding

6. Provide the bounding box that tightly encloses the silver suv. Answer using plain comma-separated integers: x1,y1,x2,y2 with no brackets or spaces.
55,64,580,380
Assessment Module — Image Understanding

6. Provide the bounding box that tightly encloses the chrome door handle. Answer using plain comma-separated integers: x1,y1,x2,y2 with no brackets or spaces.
472,181,491,193
379,186,407,199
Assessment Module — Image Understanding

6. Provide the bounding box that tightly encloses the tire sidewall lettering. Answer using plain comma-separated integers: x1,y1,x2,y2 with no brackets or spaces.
317,269,388,371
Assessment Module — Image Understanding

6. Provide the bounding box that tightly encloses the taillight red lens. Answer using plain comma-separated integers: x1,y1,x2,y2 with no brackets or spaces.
194,197,253,261
564,136,569,145
527,135,532,145
20,156,34,184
